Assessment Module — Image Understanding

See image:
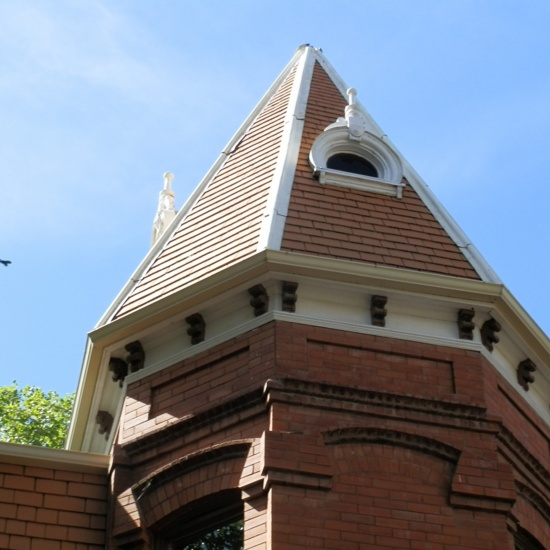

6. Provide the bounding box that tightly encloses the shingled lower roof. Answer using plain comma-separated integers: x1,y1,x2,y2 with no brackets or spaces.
106,46,498,323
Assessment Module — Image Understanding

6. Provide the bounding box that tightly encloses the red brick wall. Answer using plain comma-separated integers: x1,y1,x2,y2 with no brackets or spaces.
270,446,513,550
0,455,108,550
111,320,549,549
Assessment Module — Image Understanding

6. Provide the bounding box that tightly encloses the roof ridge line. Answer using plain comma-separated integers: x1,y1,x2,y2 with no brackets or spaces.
257,46,317,251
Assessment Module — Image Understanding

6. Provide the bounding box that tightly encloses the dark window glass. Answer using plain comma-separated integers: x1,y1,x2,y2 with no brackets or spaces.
327,153,378,177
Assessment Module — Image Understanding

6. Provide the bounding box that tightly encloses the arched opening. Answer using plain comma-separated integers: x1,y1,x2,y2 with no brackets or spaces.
156,489,244,550
327,153,378,178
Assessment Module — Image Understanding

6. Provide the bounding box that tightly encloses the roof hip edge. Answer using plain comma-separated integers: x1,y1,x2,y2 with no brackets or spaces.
258,46,317,251
401,160,502,284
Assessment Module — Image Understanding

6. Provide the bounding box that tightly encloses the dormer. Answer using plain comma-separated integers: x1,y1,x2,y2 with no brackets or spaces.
309,88,405,198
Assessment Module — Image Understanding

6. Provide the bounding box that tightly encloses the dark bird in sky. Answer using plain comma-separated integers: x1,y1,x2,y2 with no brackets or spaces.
0,260,11,266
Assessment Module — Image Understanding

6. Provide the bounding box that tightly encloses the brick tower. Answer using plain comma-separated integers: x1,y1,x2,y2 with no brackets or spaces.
67,45,550,549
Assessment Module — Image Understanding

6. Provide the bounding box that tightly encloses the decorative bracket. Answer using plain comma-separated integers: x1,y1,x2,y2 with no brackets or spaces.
108,339,145,387
371,295,388,327
126,341,145,373
186,313,205,345
96,410,114,439
517,359,537,391
282,281,298,312
109,358,128,387
457,309,475,340
481,318,501,352
249,284,269,316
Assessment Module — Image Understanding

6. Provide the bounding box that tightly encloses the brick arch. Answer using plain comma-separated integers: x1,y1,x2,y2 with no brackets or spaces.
315,438,459,547
324,434,456,495
132,440,253,530
322,427,459,511
316,429,513,548
323,426,461,464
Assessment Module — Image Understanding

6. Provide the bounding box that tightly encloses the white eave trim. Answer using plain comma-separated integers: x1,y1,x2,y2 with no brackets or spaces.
68,249,550,452
0,441,109,473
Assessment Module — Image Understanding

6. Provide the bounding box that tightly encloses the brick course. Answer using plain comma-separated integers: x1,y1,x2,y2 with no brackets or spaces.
0,457,107,550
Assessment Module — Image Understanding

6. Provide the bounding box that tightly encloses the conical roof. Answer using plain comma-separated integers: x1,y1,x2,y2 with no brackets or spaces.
104,45,496,324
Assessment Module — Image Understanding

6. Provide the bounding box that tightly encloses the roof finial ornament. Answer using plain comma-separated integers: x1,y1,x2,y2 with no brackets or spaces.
345,87,367,140
151,172,176,247
163,171,174,191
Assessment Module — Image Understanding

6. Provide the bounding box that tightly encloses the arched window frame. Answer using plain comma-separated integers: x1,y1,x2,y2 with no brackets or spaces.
132,441,253,550
309,126,405,198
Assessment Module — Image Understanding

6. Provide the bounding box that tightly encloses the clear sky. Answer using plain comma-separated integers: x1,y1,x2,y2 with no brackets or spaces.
1,0,549,397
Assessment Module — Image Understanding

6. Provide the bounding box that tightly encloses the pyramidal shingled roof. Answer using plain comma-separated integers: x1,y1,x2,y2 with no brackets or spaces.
106,46,498,323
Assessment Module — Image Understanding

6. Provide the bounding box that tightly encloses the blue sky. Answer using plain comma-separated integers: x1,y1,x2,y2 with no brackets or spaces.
1,0,549,396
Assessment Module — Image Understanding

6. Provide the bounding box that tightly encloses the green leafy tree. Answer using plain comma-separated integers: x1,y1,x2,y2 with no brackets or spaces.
0,382,74,448
183,521,243,550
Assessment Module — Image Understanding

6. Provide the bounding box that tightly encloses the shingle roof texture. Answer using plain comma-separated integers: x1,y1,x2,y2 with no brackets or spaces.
281,62,480,280
113,52,479,320
114,64,298,318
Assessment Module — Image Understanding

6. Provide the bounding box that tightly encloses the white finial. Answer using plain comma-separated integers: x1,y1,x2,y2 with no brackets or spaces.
344,86,366,140
151,172,177,247
163,172,174,191
347,88,357,106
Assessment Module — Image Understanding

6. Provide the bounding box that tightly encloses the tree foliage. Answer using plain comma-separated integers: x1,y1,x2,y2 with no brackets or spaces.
183,521,243,550
0,382,74,448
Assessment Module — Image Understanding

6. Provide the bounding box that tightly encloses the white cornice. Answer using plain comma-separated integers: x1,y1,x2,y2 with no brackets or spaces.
68,249,550,452
83,250,550,355
125,309,487,389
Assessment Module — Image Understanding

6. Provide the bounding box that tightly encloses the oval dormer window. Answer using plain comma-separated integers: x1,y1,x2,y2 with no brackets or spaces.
327,153,378,178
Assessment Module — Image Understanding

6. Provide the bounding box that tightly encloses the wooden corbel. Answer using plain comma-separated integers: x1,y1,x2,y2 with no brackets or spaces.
481,318,501,352
457,308,475,340
249,284,269,316
517,359,537,391
371,295,388,327
186,313,205,345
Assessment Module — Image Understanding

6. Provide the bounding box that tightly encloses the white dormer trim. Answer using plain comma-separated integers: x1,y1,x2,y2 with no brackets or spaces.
309,87,404,198
309,126,405,198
